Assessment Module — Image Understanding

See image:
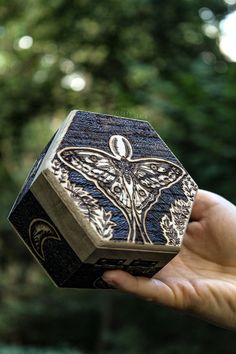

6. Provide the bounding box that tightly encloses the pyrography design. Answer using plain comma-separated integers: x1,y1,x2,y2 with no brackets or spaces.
55,135,186,244
29,219,61,260
160,176,198,246
51,159,116,240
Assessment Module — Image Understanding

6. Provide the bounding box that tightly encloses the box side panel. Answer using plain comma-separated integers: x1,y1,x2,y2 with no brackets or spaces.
31,171,96,262
61,263,116,289
8,190,81,287
33,110,77,182
86,247,175,269
9,110,77,216
62,257,164,289
11,134,56,210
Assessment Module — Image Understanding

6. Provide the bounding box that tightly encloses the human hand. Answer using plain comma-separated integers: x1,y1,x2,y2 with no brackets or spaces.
102,190,236,330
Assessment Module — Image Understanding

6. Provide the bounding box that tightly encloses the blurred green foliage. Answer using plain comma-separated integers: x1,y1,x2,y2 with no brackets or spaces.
0,346,82,354
1,0,236,353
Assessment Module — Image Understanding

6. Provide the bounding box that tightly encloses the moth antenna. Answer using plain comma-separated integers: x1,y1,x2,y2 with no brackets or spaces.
109,135,132,159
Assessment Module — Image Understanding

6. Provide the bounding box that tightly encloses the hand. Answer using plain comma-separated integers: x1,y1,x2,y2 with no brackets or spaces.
102,190,236,330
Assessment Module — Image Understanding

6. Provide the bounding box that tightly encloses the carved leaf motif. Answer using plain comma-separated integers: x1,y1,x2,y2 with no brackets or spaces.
90,209,116,239
51,159,68,184
170,199,191,235
182,176,197,201
161,176,197,246
160,215,180,246
51,159,116,240
160,214,171,230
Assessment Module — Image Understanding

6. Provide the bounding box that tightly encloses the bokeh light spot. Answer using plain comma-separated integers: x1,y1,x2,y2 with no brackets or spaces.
202,24,218,38
18,35,33,49
199,7,215,22
60,59,75,74
61,73,86,91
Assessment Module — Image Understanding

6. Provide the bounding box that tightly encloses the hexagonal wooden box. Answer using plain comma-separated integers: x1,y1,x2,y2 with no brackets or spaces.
8,110,197,288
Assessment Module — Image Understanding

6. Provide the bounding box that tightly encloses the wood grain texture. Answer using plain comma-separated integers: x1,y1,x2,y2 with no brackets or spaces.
8,110,198,289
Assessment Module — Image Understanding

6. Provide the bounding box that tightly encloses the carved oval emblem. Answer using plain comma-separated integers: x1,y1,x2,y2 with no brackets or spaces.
29,219,61,260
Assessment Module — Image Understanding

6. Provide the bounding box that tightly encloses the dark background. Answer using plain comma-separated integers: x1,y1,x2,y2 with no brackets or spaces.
1,0,236,353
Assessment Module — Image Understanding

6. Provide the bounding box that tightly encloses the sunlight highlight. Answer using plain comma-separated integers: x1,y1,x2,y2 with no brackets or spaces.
219,11,236,62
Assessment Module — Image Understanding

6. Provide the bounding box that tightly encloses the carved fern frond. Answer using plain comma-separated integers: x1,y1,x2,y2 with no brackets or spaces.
170,199,191,235
161,176,196,246
160,215,180,246
51,159,68,184
51,158,116,240
182,176,197,201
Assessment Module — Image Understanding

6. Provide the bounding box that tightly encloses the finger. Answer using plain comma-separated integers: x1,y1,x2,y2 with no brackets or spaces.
186,220,204,238
190,189,206,221
190,189,216,221
102,270,177,307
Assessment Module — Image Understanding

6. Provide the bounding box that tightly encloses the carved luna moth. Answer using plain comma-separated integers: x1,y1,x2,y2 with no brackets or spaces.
57,135,185,244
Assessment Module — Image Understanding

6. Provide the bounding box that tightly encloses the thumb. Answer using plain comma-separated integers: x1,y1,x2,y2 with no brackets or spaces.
102,270,177,306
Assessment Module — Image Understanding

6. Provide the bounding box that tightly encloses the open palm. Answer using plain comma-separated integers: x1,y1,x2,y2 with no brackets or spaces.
103,190,236,330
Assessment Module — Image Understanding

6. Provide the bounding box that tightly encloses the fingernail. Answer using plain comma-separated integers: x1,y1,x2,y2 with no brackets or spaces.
102,276,117,288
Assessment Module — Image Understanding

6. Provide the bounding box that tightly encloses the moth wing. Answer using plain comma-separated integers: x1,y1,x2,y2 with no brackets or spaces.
58,148,118,185
132,159,185,211
106,176,132,211
57,147,132,211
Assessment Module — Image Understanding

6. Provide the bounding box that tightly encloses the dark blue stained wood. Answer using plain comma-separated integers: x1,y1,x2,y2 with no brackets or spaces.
9,190,81,287
13,133,56,209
